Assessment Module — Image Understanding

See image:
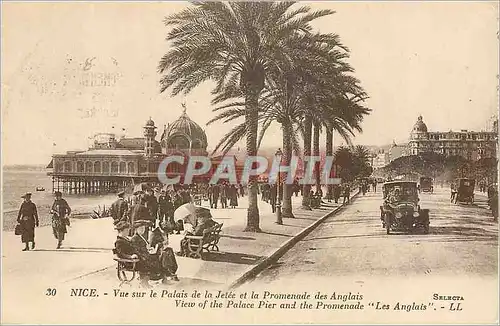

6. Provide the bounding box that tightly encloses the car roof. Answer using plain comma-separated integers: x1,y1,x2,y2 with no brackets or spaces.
383,181,417,186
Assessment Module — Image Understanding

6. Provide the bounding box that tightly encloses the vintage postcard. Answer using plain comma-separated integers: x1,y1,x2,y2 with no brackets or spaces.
1,1,499,324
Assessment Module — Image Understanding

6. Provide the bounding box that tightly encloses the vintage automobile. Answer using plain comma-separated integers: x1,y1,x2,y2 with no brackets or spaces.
419,177,433,193
380,181,430,234
455,178,475,204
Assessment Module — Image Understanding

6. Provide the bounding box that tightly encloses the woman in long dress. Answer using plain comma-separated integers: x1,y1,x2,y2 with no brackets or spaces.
229,185,238,208
50,191,72,249
17,193,39,251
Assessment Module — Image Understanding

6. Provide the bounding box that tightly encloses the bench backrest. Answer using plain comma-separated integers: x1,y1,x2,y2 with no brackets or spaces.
202,223,223,238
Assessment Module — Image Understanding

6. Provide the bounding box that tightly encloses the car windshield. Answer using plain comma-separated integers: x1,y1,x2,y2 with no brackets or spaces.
384,184,417,201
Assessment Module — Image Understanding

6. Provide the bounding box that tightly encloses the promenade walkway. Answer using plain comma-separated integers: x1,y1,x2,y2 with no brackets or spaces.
3,192,357,321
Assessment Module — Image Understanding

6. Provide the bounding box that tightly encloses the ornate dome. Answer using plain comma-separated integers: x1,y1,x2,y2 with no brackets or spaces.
145,117,155,127
162,107,208,150
412,115,428,133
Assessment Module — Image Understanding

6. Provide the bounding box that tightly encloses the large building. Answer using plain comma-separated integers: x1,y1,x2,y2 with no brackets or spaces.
408,115,497,160
47,106,242,194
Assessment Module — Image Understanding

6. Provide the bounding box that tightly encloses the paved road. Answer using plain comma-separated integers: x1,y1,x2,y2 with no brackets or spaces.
248,186,498,284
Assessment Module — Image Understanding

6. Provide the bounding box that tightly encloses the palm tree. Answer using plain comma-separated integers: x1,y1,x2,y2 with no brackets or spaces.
352,145,371,177
325,128,334,200
313,121,321,193
158,2,335,232
334,146,354,181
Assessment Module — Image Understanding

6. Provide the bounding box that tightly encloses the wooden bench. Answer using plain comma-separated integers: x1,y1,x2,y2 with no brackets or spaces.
113,256,141,286
184,223,223,259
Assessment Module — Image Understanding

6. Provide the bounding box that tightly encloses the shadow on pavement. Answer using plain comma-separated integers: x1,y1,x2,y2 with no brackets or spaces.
261,231,293,238
202,251,264,265
429,226,498,241
34,248,110,253
220,234,256,241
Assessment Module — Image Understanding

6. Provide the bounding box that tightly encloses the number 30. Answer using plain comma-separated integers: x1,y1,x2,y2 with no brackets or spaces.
46,288,57,296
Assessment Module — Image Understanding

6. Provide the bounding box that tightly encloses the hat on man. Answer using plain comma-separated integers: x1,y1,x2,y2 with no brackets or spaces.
21,192,32,199
114,220,130,231
54,191,62,196
117,191,125,197
134,220,152,228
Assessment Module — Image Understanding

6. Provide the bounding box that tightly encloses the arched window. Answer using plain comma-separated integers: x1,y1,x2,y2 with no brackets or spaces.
94,161,101,173
111,161,119,173
55,162,63,172
119,162,126,174
128,162,135,174
103,161,110,173
77,161,84,172
85,161,93,173
64,161,72,172
168,135,190,150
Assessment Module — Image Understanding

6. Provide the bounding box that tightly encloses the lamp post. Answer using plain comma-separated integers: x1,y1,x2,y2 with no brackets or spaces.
275,148,283,225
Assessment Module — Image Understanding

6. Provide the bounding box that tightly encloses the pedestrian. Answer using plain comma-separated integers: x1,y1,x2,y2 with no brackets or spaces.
269,183,277,213
211,184,220,209
450,182,458,203
128,195,152,238
333,185,341,204
229,184,238,208
157,190,168,226
342,184,350,204
220,183,228,208
145,189,158,227
50,191,71,249
239,183,245,197
17,193,39,251
110,191,129,227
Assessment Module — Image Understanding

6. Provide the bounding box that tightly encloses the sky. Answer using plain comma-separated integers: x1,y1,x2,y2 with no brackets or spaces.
1,1,499,165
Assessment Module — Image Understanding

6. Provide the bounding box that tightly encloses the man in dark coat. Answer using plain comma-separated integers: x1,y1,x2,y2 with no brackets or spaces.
211,184,220,209
110,191,128,227
130,220,161,285
157,190,168,225
128,196,152,238
50,191,71,249
207,185,213,207
342,184,350,204
333,185,342,204
17,193,39,251
220,183,228,208
145,189,158,227
269,183,277,213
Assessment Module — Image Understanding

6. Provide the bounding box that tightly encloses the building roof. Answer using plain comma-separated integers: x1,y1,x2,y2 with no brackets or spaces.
412,115,428,133
162,107,208,148
117,137,161,153
117,137,145,150
75,149,142,157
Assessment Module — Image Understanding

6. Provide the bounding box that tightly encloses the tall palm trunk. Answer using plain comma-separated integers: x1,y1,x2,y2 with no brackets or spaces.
282,122,295,219
301,115,312,210
325,128,333,200
244,88,261,232
313,122,321,193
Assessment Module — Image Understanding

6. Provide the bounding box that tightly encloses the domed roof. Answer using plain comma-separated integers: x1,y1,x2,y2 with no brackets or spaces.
412,115,428,133
145,117,155,127
162,107,208,147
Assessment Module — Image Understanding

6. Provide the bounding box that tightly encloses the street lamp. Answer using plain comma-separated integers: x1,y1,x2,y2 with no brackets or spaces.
275,148,283,225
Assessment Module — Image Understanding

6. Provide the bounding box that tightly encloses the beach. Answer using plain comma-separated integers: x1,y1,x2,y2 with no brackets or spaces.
2,165,116,231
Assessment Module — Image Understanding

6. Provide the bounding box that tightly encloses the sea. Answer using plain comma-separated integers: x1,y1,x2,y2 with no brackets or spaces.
2,165,116,231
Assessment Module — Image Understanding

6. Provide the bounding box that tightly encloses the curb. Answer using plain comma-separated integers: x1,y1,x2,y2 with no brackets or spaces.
227,190,361,290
